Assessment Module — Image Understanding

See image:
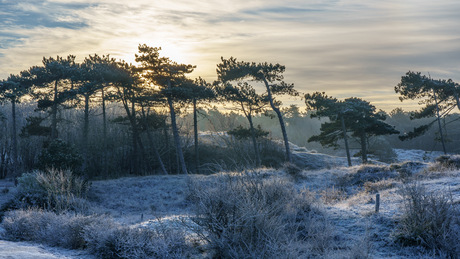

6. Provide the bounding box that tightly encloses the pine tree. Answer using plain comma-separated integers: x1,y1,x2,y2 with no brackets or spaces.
217,57,298,162
135,44,195,174
305,92,399,163
395,71,460,154
27,55,78,139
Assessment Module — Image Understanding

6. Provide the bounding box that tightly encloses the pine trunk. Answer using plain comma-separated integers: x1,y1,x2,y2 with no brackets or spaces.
340,115,352,167
163,125,173,173
11,99,18,174
51,80,58,139
167,95,188,174
193,98,199,173
141,107,168,174
360,132,368,163
101,87,108,175
433,89,447,154
82,93,89,172
131,100,139,173
261,76,291,162
247,114,261,167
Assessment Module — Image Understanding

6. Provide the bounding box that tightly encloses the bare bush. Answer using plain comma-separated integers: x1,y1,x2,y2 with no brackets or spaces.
395,183,460,258
188,171,333,258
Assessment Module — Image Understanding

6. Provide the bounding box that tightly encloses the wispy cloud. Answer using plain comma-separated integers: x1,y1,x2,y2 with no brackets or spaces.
1,0,459,111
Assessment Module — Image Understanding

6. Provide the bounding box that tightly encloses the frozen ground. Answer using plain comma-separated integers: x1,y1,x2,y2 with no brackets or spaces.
0,148,459,258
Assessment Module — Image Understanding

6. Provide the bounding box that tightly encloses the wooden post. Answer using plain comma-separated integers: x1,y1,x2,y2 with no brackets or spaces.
375,193,380,213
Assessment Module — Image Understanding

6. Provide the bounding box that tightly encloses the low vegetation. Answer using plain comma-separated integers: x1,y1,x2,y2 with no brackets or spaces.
395,183,460,258
188,172,332,258
0,155,459,258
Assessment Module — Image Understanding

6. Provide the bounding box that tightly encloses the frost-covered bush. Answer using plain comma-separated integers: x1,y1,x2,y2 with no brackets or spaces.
188,172,332,258
283,161,303,180
337,165,398,187
1,169,90,216
1,209,192,258
84,223,191,259
395,183,460,258
363,179,396,194
390,161,427,180
1,209,103,249
434,154,460,170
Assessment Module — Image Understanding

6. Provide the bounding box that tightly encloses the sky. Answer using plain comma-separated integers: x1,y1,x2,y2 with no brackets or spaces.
1,0,460,112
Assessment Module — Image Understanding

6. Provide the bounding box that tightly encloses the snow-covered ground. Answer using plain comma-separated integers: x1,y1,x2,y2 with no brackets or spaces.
0,148,459,258
0,240,95,259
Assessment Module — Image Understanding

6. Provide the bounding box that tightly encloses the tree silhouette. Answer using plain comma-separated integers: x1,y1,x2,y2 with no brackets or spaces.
185,77,215,173
135,44,195,174
395,71,460,154
305,92,399,163
27,55,78,139
217,57,298,162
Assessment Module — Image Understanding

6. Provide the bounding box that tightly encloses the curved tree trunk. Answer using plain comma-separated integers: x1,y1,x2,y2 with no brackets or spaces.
261,76,291,162
167,93,187,174
433,89,447,154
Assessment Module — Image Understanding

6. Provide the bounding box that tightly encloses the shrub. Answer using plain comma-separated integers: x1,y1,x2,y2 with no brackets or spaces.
394,183,460,258
84,223,190,259
188,172,332,258
1,209,103,249
390,161,427,181
434,154,460,170
320,186,346,204
338,165,398,188
1,169,90,216
363,180,396,194
283,162,303,180
1,209,192,258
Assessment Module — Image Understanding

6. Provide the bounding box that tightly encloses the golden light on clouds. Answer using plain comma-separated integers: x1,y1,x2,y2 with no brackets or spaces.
1,0,460,112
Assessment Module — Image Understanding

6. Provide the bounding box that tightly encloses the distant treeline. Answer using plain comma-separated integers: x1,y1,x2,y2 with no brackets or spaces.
1,101,458,177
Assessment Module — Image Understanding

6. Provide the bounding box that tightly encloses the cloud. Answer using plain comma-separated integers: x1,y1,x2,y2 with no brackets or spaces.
1,0,459,112
0,0,89,29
